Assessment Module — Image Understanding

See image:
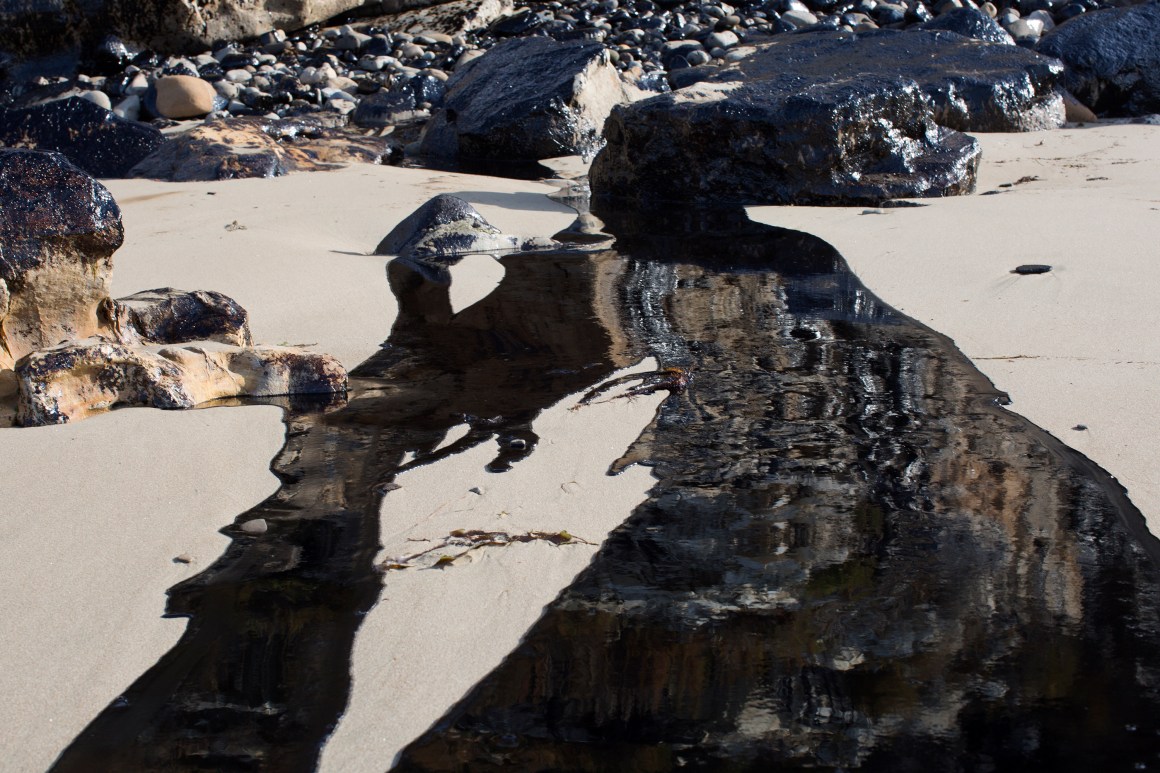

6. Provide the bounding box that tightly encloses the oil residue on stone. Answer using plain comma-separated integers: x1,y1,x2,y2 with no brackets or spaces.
51,205,1160,772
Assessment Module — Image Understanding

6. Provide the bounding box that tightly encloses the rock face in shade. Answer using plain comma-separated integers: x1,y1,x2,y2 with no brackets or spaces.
591,77,981,207
920,7,1015,45
418,37,638,161
129,117,402,181
112,288,252,347
0,0,451,58
15,342,347,425
0,149,121,370
374,194,521,259
0,97,165,178
152,74,217,119
1038,2,1160,116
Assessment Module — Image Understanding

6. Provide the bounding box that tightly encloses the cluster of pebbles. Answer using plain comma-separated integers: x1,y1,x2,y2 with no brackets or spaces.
0,0,1122,130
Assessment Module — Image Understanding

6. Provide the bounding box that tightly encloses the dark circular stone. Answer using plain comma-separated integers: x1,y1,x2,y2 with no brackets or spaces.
1011,264,1052,274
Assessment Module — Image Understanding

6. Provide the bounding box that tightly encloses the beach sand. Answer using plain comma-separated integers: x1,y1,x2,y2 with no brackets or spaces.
0,122,1155,770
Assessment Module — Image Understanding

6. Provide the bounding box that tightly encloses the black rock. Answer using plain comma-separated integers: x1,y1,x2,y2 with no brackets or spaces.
373,194,519,259
115,288,252,346
1038,1,1160,116
920,7,1015,44
350,89,420,128
87,35,134,76
489,9,552,36
419,37,635,161
590,72,981,206
727,30,1065,132
0,97,166,178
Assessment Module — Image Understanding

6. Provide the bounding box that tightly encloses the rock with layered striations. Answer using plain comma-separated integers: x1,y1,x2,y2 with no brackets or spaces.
112,288,252,347
1038,2,1160,116
0,149,121,370
129,116,401,181
15,342,347,425
419,37,639,161
591,76,981,207
374,194,523,259
0,97,165,178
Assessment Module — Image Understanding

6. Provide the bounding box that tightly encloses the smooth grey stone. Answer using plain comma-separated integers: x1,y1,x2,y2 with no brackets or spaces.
374,194,520,259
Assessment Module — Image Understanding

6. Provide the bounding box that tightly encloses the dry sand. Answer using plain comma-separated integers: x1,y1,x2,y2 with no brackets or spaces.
0,122,1155,771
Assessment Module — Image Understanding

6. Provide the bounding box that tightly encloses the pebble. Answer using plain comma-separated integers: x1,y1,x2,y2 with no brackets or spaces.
240,518,268,534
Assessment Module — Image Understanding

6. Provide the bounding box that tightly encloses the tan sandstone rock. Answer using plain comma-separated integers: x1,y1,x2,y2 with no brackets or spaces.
153,75,217,119
15,342,347,426
0,149,121,371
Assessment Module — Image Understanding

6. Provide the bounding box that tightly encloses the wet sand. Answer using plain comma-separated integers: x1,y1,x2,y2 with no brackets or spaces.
0,122,1155,771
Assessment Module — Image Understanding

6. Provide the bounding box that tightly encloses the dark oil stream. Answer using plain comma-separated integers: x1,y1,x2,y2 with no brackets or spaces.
50,204,1160,771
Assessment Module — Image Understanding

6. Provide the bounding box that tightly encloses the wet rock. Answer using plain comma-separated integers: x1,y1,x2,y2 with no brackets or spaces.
591,60,982,206
112,288,252,346
758,31,1063,132
15,341,347,426
153,74,217,118
0,149,121,370
920,6,1015,44
0,97,165,178
598,27,1067,204
374,194,521,259
128,116,401,181
419,37,640,161
1038,1,1160,116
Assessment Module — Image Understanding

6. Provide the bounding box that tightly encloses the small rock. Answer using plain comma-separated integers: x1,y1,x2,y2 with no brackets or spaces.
374,194,521,259
1011,264,1052,274
240,518,268,534
154,74,217,119
173,553,193,564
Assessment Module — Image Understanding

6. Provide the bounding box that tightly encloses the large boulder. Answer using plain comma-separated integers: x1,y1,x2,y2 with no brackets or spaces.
15,342,346,425
0,0,454,58
418,37,639,161
0,149,121,370
590,75,981,207
129,116,401,181
1038,1,1160,116
0,97,166,178
736,30,1065,133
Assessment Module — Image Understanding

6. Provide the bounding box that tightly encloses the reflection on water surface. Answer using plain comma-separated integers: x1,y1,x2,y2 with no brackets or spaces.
52,205,1160,772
